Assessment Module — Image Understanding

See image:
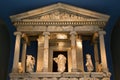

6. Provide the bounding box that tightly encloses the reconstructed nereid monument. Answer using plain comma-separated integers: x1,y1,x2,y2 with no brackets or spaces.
9,3,111,80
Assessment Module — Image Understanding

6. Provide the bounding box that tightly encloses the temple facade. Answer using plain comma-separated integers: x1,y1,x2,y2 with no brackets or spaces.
9,3,111,80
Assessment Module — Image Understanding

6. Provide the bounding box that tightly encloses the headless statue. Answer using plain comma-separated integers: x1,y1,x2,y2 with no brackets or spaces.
26,55,35,72
85,54,94,72
53,54,66,72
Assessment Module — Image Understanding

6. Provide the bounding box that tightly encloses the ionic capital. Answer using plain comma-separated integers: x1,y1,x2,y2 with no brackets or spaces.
37,36,44,42
70,31,77,35
14,31,22,36
98,31,106,35
43,32,50,36
22,33,29,43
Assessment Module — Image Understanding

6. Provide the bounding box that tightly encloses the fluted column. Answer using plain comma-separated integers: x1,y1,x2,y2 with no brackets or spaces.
21,41,27,72
12,32,22,73
36,36,44,72
43,32,50,72
70,31,77,72
98,31,108,72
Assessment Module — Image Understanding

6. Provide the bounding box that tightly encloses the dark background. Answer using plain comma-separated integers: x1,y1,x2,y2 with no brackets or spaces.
0,19,10,80
0,0,120,80
111,18,120,80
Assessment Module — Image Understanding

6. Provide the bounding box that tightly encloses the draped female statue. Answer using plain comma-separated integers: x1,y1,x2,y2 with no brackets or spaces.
85,54,94,72
53,54,66,72
26,55,35,72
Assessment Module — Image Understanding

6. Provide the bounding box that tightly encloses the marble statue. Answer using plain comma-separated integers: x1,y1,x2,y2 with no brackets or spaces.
26,55,35,72
53,54,66,72
85,54,94,72
18,62,23,73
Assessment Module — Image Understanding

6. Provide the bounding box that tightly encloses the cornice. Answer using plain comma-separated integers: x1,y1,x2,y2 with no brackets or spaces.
14,21,106,27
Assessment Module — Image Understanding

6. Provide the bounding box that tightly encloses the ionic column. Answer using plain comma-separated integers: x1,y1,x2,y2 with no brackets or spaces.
12,32,22,73
43,32,50,72
98,31,108,72
92,33,99,71
36,36,44,72
94,40,100,71
21,40,27,72
77,36,84,72
70,31,77,72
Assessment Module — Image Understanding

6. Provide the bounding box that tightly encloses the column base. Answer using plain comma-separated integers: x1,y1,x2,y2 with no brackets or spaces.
102,68,108,72
42,67,48,72
77,69,83,72
12,68,18,73
71,68,78,72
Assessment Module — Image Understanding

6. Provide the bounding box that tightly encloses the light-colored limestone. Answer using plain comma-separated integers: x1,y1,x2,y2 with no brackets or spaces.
43,32,50,72
53,54,66,72
26,55,35,72
10,3,111,80
85,54,94,72
98,31,108,72
70,31,77,72
12,32,22,73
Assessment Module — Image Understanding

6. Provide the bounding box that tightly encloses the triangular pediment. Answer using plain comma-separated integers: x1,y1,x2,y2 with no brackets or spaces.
10,3,109,22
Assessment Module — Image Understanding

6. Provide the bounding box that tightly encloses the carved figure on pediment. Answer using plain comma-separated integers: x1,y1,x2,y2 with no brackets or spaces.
18,62,23,73
40,14,50,20
26,55,35,72
39,10,88,20
53,11,60,19
53,54,66,72
85,54,94,72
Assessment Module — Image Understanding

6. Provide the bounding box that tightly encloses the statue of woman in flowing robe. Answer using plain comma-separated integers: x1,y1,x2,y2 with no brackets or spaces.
53,54,66,72
85,54,94,72
26,55,35,72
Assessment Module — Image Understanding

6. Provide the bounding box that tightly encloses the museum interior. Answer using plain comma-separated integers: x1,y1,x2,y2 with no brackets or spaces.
0,0,120,80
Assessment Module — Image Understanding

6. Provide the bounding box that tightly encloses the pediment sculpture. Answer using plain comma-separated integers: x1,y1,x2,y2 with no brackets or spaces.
26,10,93,20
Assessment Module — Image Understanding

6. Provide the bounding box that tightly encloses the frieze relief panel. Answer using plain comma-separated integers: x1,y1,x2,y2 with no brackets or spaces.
16,26,101,33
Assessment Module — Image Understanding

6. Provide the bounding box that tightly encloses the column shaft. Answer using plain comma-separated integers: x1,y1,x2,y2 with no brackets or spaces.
76,36,84,72
12,32,22,73
21,41,27,72
99,31,108,72
43,32,50,72
36,36,44,72
94,41,99,71
70,31,77,72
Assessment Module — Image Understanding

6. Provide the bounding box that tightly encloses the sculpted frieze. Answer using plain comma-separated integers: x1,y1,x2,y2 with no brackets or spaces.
16,26,100,33
23,10,94,21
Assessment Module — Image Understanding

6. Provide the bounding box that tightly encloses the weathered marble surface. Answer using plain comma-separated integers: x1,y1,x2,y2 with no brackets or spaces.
85,54,94,72
26,55,35,72
9,72,111,80
53,54,66,72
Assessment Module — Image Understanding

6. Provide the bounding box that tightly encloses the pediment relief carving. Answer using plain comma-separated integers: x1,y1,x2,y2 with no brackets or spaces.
10,3,110,22
22,10,97,21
